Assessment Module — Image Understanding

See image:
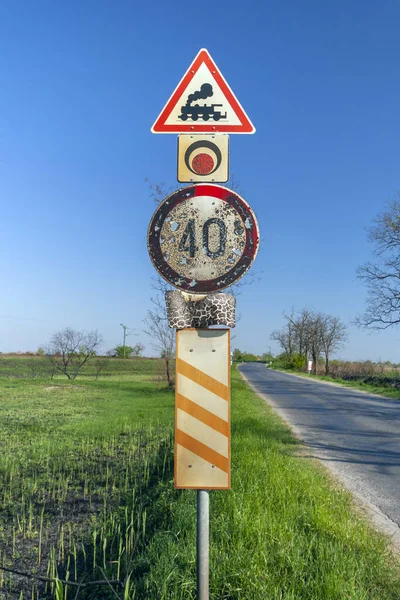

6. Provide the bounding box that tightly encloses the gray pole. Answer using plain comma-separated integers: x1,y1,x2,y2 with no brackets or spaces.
120,323,137,359
197,490,209,600
120,323,127,358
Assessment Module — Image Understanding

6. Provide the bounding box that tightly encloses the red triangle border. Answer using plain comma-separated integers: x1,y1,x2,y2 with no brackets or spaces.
151,49,255,134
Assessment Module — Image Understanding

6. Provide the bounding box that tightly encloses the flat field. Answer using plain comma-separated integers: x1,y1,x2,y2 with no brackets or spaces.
0,356,399,599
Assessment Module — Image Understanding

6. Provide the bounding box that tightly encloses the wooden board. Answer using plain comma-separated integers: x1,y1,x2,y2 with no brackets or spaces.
175,328,230,489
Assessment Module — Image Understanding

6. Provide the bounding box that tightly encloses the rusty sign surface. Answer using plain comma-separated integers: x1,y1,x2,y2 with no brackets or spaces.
175,328,230,489
151,48,255,134
177,134,229,183
147,184,260,294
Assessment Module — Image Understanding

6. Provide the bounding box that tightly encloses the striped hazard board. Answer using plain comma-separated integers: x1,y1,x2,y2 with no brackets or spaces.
175,328,230,489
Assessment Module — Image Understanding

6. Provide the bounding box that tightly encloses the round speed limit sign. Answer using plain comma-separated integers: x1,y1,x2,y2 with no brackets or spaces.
147,184,260,294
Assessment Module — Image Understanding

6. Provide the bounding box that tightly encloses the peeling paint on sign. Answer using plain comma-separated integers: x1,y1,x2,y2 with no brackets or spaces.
147,184,260,294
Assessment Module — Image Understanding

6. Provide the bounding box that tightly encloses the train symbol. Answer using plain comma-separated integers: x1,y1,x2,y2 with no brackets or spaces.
178,83,227,122
179,103,227,122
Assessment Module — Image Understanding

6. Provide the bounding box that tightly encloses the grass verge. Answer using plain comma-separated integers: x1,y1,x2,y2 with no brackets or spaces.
272,367,400,399
132,368,400,599
0,365,399,598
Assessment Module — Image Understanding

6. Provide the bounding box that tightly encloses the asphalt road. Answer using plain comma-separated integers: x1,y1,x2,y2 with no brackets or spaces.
239,363,400,538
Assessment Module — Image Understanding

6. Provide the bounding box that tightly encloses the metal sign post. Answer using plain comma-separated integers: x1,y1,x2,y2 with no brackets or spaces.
197,489,209,599
148,47,258,600
175,328,230,599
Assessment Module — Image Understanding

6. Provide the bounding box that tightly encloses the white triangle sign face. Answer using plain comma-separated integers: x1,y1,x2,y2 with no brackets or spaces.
151,49,255,134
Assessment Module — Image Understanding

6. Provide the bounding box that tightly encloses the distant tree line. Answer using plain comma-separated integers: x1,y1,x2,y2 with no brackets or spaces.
232,349,261,362
271,309,348,375
112,343,145,358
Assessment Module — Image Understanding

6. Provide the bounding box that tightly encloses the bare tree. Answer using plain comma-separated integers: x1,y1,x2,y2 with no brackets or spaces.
93,356,110,381
145,178,177,205
356,196,400,329
290,308,313,362
319,314,348,375
271,320,296,358
143,277,175,388
302,313,322,375
272,308,312,362
271,308,348,375
45,328,103,380
131,342,145,357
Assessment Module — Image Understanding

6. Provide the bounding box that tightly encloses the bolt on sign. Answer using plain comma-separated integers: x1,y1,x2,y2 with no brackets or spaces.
177,134,229,183
147,184,260,294
151,48,255,134
175,329,230,489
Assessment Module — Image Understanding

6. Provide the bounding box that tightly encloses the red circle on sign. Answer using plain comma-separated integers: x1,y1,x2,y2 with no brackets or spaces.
191,153,215,175
147,184,260,294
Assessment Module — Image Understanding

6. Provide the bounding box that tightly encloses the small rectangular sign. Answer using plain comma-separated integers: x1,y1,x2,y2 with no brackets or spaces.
175,328,231,489
177,134,229,183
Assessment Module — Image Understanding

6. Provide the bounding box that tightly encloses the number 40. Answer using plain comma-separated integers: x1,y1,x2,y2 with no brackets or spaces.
178,218,227,259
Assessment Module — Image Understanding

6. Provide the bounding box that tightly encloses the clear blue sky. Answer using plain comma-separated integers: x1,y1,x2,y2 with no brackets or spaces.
1,1,399,361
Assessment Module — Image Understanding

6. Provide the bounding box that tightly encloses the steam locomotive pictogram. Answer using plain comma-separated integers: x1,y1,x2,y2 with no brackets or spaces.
179,103,227,121
178,83,227,122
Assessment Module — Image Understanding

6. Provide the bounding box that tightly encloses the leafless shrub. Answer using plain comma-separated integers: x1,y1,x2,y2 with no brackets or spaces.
45,328,103,380
143,278,175,389
93,357,110,381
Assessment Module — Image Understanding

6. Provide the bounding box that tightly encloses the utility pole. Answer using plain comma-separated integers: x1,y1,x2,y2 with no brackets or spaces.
120,323,136,358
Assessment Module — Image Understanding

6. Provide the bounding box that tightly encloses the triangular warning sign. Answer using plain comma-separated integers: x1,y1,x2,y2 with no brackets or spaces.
151,49,255,134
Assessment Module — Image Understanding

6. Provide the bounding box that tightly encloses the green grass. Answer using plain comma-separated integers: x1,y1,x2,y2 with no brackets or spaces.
0,360,399,598
0,361,175,599
0,355,170,381
134,369,400,599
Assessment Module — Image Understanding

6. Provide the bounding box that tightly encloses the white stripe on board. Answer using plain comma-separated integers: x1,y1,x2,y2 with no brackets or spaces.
177,409,229,458
177,373,229,421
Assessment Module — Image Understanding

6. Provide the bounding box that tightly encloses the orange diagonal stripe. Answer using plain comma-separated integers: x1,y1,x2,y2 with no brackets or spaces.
176,358,229,401
176,430,229,473
176,393,229,436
